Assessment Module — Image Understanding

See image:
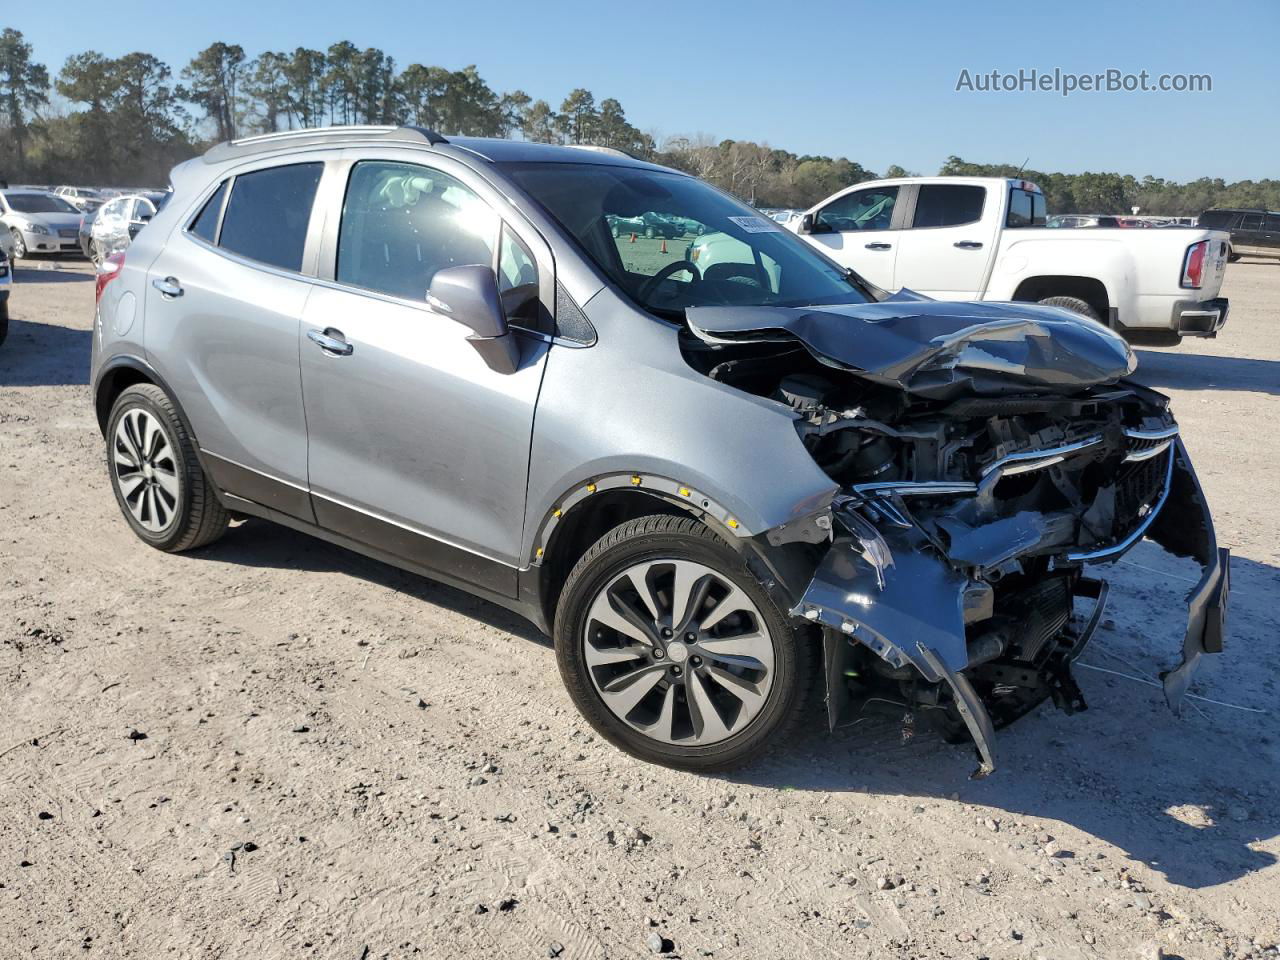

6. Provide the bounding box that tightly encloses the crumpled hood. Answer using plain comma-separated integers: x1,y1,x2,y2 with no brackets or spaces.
686,291,1137,399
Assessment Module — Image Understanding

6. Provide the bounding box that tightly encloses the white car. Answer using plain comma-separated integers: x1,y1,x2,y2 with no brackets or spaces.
787,177,1228,345
53,185,106,212
0,190,86,257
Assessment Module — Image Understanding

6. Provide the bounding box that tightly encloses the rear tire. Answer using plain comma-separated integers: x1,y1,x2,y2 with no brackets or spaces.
1037,295,1101,322
554,514,813,772
106,384,229,552
1227,247,1241,263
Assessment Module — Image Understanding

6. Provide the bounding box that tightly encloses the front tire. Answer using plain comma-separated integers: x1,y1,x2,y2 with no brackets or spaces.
1037,295,1101,322
106,384,229,552
9,229,26,260
554,514,813,771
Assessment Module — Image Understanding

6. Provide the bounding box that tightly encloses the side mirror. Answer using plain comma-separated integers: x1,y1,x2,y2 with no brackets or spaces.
799,213,816,234
426,264,520,375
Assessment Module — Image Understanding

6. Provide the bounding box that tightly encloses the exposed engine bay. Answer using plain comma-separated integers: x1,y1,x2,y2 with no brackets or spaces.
682,298,1230,776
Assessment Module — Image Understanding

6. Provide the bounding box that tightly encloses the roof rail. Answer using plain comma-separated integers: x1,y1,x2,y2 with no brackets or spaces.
568,143,638,160
202,125,449,163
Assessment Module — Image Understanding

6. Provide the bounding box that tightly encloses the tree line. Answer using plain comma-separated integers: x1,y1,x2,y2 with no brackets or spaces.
1,28,1276,215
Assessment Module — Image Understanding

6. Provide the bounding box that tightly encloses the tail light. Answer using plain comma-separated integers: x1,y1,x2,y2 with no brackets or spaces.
1181,240,1208,289
95,252,126,303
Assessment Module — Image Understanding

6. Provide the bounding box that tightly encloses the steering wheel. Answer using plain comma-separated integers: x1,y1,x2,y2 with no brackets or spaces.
637,260,702,302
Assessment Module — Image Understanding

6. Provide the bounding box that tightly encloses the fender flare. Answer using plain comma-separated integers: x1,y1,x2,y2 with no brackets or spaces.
527,471,754,568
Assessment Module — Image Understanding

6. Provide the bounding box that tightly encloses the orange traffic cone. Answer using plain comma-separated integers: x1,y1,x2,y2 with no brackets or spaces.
629,233,637,243
660,239,668,253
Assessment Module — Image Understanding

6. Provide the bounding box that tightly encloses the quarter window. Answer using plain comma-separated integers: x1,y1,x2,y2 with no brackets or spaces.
912,184,986,228
816,186,898,232
336,160,498,301
188,181,227,243
1264,214,1280,232
218,163,323,272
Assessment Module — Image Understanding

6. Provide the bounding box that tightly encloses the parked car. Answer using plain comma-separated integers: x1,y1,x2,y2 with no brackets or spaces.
90,126,1227,776
53,185,106,213
0,190,87,257
607,212,684,239
80,192,167,264
786,177,1229,345
1198,208,1280,262
1046,214,1121,228
0,245,10,346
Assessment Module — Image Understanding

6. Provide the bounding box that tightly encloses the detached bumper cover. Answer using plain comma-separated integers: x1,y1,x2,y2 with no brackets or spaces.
794,437,1228,777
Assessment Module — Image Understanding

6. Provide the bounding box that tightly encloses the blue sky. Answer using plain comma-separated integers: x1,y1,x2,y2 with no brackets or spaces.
9,0,1276,182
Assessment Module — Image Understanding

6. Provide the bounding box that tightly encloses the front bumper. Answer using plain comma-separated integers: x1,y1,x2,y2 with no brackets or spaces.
20,228,82,254
794,438,1228,778
1173,296,1229,337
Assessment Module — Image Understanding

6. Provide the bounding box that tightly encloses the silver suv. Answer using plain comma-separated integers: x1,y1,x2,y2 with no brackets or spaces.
90,126,1229,775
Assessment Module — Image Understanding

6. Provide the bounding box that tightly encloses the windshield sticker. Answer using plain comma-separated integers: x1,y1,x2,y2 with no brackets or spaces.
728,215,780,234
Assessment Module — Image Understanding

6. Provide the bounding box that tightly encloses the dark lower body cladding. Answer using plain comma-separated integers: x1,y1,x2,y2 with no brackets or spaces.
794,438,1229,778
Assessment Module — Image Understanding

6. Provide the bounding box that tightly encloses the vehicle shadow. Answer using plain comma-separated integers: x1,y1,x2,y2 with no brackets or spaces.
0,316,92,386
191,517,550,646
11,263,94,283
728,549,1280,891
1134,350,1280,396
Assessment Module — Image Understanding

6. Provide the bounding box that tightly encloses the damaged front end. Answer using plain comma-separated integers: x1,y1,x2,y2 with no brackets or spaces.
685,299,1230,777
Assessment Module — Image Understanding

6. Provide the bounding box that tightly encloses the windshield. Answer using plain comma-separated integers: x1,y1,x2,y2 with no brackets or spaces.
501,162,868,317
6,193,79,214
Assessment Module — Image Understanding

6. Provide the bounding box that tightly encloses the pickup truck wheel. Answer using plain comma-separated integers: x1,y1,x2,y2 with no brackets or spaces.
1037,295,1101,322
106,384,229,552
554,514,813,772
1227,247,1241,263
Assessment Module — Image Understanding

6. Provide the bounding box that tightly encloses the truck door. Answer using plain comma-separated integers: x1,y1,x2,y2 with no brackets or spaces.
800,185,902,289
891,183,993,300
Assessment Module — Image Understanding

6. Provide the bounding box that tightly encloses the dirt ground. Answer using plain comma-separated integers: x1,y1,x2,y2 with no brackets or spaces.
1,256,1278,960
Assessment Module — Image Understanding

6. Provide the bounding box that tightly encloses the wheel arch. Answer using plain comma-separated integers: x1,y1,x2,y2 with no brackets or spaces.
529,475,754,633
94,356,203,456
1010,274,1112,321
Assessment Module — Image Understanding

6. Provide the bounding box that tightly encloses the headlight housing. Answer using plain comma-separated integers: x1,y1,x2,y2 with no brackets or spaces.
25,222,50,236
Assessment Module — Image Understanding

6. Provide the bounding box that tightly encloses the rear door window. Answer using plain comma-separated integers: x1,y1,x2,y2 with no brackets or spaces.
218,163,323,272
1240,213,1264,231
1006,189,1046,227
911,184,986,228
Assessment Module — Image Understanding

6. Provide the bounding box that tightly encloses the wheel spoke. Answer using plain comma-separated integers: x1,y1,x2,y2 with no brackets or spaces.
587,591,653,647
670,561,713,631
626,563,664,623
599,665,665,717
153,467,180,501
113,442,139,470
696,630,772,667
583,644,646,667
704,664,768,711
118,474,146,501
700,584,750,632
634,683,677,743
686,670,731,742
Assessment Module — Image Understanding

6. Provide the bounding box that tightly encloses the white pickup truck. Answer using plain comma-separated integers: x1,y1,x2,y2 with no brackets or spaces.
786,176,1229,345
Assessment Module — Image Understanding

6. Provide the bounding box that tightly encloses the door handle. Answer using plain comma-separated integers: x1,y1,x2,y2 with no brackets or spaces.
307,327,354,356
953,240,984,249
152,276,183,298
864,242,892,250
